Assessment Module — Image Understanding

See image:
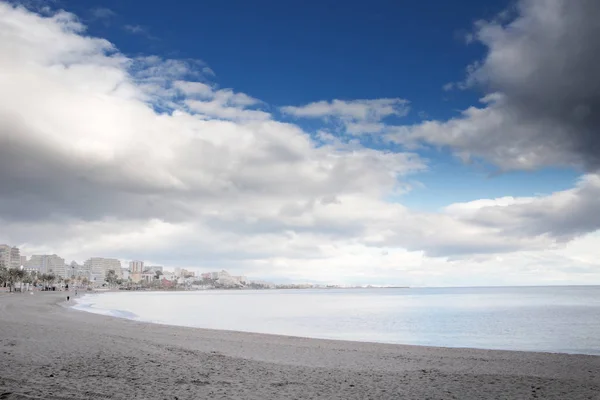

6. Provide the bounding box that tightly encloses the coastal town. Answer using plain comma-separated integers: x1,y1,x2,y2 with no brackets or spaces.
0,243,387,291
0,243,278,291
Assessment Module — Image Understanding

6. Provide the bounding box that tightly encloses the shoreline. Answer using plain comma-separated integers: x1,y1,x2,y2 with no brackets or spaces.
1,292,599,399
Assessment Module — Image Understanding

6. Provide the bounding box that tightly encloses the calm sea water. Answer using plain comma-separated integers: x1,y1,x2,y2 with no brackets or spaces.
73,286,600,355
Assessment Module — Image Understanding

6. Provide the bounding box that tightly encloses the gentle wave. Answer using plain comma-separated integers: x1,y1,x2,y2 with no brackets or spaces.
73,295,140,320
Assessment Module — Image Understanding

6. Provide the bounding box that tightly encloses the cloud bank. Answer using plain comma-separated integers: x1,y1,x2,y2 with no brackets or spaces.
0,1,598,285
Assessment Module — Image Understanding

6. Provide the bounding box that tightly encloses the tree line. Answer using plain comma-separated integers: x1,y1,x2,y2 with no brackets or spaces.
0,264,90,292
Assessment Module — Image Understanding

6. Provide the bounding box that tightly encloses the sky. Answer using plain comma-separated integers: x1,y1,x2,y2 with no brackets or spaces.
0,0,599,286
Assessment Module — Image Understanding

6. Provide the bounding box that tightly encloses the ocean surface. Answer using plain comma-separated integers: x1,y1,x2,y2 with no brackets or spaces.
73,286,600,355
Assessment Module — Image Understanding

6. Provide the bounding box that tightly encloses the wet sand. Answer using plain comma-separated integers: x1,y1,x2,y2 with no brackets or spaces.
0,292,599,399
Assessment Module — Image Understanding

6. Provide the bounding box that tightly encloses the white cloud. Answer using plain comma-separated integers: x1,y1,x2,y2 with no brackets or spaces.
173,80,213,98
442,82,456,91
181,86,267,121
90,7,115,20
124,24,146,35
282,98,410,135
0,2,598,285
0,4,423,254
202,66,216,77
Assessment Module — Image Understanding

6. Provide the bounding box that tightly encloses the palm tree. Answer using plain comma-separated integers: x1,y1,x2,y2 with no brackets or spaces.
105,269,118,287
16,269,26,292
0,264,8,289
29,270,39,286
5,268,25,292
40,273,56,290
47,273,56,288
22,270,33,291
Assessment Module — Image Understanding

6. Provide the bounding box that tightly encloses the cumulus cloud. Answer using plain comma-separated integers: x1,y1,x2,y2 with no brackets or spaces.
0,2,598,284
0,4,424,254
282,98,410,135
389,0,600,172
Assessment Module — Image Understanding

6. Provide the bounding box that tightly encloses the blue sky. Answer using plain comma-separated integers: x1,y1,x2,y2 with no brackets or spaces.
1,0,599,285
52,0,578,210
76,0,497,114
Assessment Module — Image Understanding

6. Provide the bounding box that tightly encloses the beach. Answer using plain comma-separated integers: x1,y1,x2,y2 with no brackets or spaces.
0,293,599,399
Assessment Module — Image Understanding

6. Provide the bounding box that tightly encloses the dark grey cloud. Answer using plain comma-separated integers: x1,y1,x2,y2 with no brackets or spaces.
393,0,600,172
473,0,600,170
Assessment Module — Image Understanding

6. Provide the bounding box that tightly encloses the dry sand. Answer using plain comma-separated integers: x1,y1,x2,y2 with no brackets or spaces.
0,292,599,399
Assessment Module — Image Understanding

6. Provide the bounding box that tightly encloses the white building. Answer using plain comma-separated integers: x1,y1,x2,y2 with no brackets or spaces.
9,247,20,269
27,254,65,275
0,245,21,269
0,244,10,268
84,257,123,285
146,266,163,273
161,271,176,281
141,270,156,283
64,261,89,280
201,270,247,288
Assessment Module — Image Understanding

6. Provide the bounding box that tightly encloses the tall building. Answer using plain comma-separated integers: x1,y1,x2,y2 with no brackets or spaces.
84,257,123,284
0,245,21,269
129,260,144,283
0,244,10,268
69,261,90,280
54,264,68,278
27,254,66,275
10,247,20,269
129,260,144,273
20,255,27,266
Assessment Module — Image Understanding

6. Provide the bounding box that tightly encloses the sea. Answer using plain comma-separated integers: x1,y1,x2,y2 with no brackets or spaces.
73,286,600,355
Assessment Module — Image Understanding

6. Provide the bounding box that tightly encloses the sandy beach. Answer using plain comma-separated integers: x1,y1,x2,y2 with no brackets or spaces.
0,292,599,399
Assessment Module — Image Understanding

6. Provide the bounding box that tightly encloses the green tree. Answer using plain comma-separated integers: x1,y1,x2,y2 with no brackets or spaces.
43,273,57,289
28,271,39,286
23,271,34,289
105,269,118,287
0,265,8,289
4,268,26,292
